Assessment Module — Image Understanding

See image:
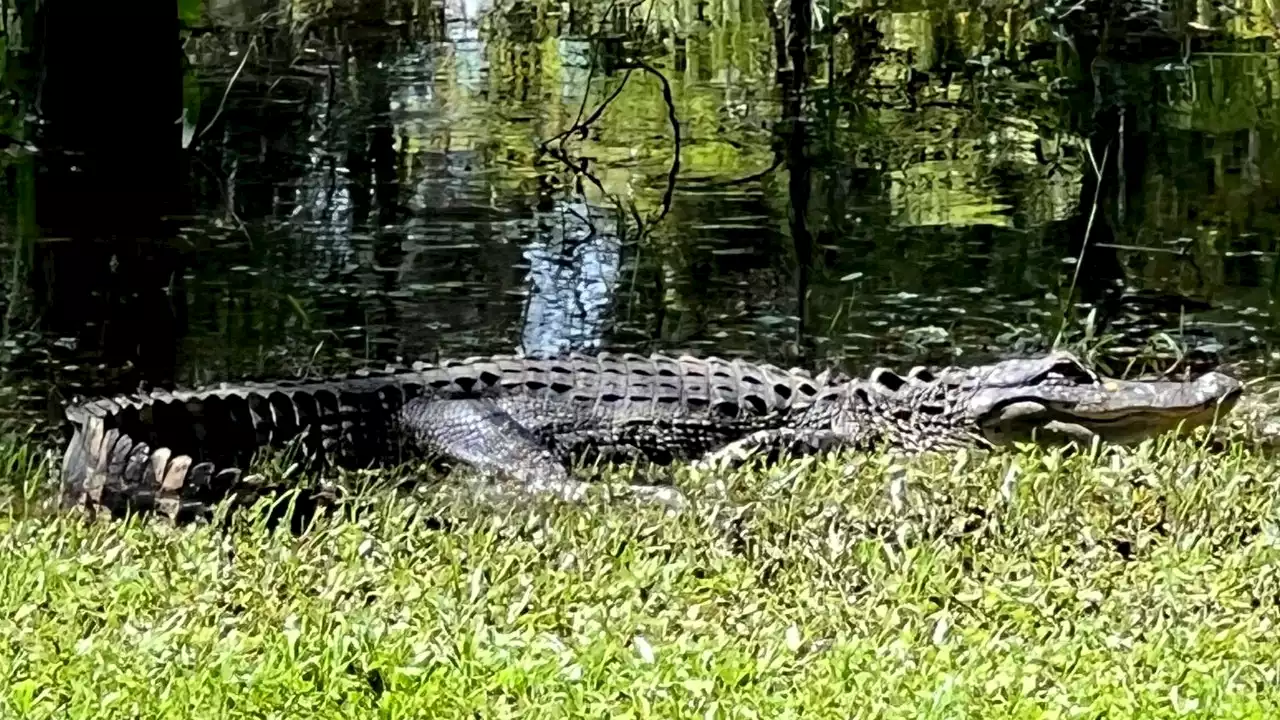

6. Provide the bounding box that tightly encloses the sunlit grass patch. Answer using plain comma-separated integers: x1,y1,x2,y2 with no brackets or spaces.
1,430,1279,718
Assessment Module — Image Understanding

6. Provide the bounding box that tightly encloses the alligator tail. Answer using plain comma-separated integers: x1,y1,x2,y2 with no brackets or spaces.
59,370,432,517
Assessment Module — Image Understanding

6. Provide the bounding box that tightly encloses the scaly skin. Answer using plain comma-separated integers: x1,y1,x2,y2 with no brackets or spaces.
699,353,1243,467
60,353,828,517
58,351,1243,519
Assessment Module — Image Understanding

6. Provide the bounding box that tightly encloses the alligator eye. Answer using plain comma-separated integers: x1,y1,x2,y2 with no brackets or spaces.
1039,359,1097,384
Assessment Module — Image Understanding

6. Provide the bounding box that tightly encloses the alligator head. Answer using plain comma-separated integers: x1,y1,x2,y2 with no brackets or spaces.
950,352,1243,447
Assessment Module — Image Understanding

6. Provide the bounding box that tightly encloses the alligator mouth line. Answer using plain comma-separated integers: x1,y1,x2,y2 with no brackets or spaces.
1051,390,1243,425
980,372,1243,446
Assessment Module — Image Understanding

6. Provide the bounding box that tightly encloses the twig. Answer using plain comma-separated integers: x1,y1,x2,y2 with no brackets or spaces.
541,69,635,153
1055,139,1110,348
534,0,677,267
1067,140,1110,303
541,143,610,198
560,203,599,246
195,36,258,144
633,60,681,229
553,0,620,148
537,0,624,153
539,0,660,158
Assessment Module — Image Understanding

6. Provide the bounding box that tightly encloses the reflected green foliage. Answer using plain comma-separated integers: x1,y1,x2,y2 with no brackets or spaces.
177,0,203,27
0,0,1278,411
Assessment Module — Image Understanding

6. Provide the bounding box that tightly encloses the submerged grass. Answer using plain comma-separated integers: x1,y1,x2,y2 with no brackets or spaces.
2,427,1280,718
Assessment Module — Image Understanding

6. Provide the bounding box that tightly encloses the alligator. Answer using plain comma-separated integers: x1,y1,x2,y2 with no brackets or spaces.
59,350,1244,519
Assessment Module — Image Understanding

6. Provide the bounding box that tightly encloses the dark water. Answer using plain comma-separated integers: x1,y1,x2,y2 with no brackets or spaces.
2,0,1279,435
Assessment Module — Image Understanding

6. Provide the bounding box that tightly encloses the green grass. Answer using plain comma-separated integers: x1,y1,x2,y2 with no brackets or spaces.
2,427,1280,718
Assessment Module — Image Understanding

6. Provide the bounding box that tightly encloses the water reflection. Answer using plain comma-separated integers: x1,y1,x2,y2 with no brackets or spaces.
520,198,621,356
1,0,1278,431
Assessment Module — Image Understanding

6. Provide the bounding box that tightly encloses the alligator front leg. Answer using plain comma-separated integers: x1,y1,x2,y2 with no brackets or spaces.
399,398,685,510
398,397,587,499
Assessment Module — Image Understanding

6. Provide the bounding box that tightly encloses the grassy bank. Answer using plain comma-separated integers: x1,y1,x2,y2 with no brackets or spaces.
2,431,1279,718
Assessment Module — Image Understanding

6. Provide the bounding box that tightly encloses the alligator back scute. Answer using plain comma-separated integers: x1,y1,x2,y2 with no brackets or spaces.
697,355,825,417
440,352,830,420
399,353,828,417
687,354,818,419
672,354,825,419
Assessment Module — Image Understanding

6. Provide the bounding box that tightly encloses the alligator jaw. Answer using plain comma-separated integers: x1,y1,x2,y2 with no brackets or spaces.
974,370,1244,447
